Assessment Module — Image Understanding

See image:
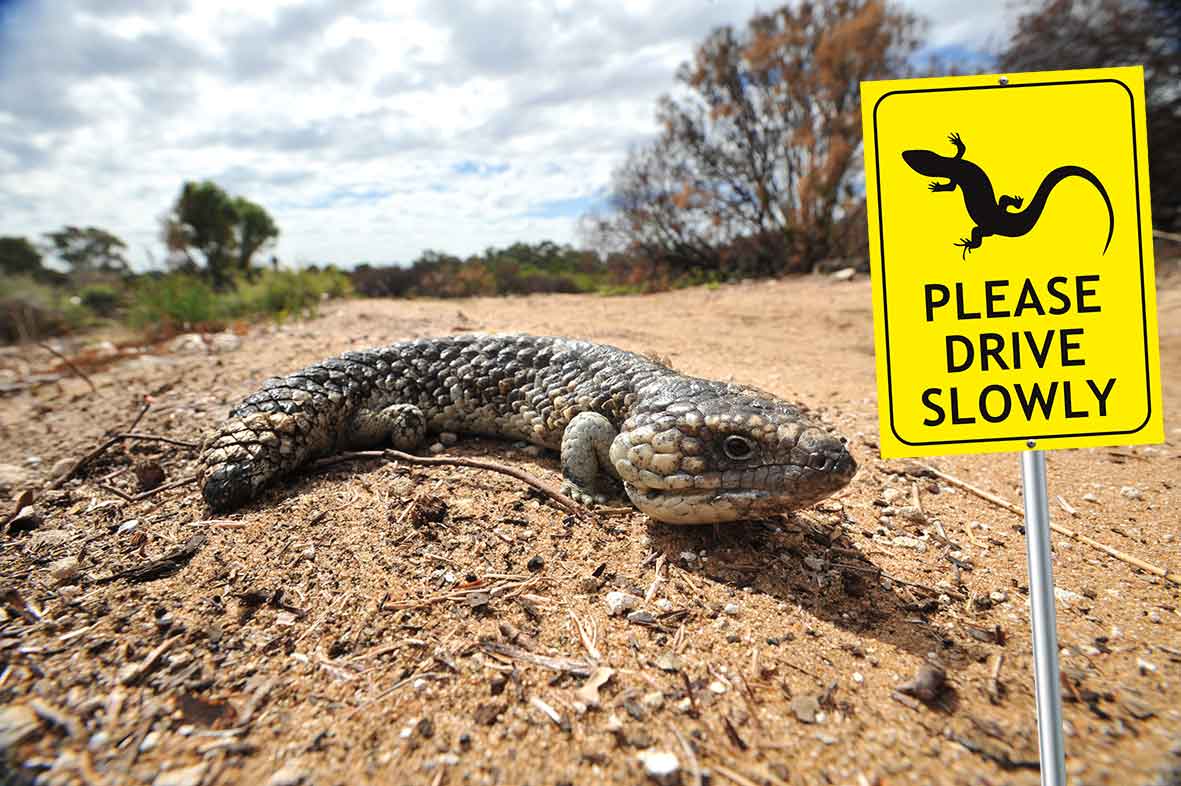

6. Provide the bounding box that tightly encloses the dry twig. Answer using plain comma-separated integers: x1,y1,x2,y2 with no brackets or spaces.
98,474,196,503
921,463,1180,586
39,342,96,393
52,402,153,487
317,449,593,520
987,653,1006,705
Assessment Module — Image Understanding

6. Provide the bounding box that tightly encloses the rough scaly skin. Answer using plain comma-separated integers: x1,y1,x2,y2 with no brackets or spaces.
199,334,857,523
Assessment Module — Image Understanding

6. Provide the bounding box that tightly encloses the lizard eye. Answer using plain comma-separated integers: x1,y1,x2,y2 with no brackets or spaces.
722,435,756,461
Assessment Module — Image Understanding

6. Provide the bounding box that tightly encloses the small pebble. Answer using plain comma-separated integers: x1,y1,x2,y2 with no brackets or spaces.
641,691,665,710
655,598,672,612
527,555,544,572
1138,658,1157,675
153,763,207,786
116,519,139,535
0,704,39,751
428,443,445,454
722,602,740,616
50,458,74,479
1148,610,1162,624
636,750,680,785
140,730,161,752
892,535,927,552
8,506,42,531
654,652,683,672
1119,486,1142,500
1054,587,1084,606
790,694,820,723
605,591,641,617
989,590,1008,604
1082,493,1099,503
897,662,946,703
265,764,310,786
48,556,80,584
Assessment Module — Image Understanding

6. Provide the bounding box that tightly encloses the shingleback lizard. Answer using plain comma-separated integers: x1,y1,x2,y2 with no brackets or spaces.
199,334,856,523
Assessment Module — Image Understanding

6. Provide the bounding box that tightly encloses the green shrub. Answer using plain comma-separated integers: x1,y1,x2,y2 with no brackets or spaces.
0,275,89,342
79,285,123,317
128,274,221,330
225,268,353,321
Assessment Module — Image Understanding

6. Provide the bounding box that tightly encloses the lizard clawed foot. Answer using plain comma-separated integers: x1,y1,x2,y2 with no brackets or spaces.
954,238,975,260
1012,195,1023,207
928,181,940,192
948,132,962,146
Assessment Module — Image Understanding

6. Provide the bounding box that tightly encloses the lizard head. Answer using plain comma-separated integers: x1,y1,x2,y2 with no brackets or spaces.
902,149,944,176
609,379,857,524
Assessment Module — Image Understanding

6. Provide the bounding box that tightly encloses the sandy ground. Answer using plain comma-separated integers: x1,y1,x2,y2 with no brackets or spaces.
1,274,1179,786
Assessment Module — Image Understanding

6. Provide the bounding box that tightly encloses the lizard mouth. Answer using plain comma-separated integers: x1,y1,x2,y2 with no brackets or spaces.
625,485,786,525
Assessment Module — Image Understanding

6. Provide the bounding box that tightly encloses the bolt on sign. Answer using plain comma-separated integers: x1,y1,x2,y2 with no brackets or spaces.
861,66,1163,458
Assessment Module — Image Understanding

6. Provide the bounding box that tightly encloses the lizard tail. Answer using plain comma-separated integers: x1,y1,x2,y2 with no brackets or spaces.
1030,166,1115,254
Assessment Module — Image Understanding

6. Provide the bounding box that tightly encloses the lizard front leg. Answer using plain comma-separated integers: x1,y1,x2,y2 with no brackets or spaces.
998,194,1024,212
346,403,427,450
947,132,965,159
560,412,622,505
929,180,956,192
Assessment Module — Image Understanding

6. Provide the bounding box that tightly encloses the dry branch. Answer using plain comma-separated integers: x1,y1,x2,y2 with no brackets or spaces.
38,342,96,393
921,463,1180,586
316,449,593,520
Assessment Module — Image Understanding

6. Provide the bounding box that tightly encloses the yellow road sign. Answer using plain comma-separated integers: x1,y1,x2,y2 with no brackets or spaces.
861,67,1163,458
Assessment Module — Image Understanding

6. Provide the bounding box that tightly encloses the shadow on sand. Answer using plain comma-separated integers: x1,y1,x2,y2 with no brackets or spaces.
645,509,986,677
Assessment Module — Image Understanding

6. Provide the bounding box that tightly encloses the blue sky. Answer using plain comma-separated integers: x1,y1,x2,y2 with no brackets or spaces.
0,1,1012,269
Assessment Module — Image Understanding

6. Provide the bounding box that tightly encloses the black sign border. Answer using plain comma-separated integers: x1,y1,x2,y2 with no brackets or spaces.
872,77,1152,447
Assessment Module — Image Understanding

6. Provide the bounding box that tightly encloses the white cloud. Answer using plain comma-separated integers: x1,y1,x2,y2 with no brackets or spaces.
0,0,1011,269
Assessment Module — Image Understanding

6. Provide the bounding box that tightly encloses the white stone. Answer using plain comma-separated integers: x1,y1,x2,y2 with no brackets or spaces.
168,333,207,355
892,535,927,552
48,556,80,584
605,591,641,617
50,458,75,479
1120,486,1142,500
153,763,207,786
209,332,241,353
641,691,665,710
637,750,680,784
265,764,310,786
0,704,39,751
722,602,740,616
1054,588,1084,605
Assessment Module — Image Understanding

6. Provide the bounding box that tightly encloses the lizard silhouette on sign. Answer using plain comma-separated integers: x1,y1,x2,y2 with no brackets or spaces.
902,132,1114,260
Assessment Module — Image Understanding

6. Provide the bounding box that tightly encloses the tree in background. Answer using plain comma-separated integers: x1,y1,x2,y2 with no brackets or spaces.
999,0,1180,232
161,181,279,289
43,226,130,277
0,236,47,278
589,1,922,275
233,196,280,280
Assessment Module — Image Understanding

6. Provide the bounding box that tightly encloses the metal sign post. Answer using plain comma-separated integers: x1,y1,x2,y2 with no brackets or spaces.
1021,444,1066,786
